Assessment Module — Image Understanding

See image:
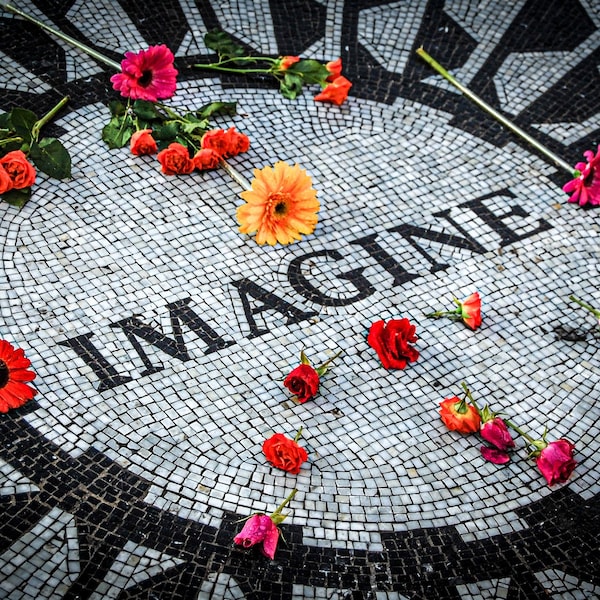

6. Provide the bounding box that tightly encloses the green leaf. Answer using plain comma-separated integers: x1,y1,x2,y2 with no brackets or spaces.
29,138,71,179
132,100,161,121
8,107,37,144
204,29,246,60
1,187,31,208
287,59,330,84
280,73,303,99
152,121,180,141
0,112,12,129
196,101,237,119
180,120,209,136
108,100,127,117
102,115,134,149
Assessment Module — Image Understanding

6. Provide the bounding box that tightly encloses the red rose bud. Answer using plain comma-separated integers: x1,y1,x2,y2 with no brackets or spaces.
439,396,481,434
536,439,577,486
480,446,511,464
0,150,36,190
278,55,300,70
284,363,319,403
367,318,419,370
480,417,515,451
458,292,482,330
262,432,308,474
130,129,158,156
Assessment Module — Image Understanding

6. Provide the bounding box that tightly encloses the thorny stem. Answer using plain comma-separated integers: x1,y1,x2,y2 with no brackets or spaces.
3,4,122,71
416,47,575,175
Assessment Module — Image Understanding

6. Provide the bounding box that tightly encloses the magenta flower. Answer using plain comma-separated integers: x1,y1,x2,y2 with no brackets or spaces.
562,145,600,207
481,417,515,452
536,439,577,486
233,514,279,559
110,45,178,101
480,446,511,464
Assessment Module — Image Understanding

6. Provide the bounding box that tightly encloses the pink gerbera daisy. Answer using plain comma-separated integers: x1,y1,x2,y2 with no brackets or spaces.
562,145,600,207
110,45,178,102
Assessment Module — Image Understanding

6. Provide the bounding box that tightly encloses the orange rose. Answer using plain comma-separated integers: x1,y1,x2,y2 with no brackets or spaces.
0,150,36,189
130,129,158,155
156,143,195,175
0,164,14,195
193,148,221,171
278,55,300,70
224,127,250,157
439,396,481,434
314,76,352,106
325,58,342,82
262,433,308,474
201,129,229,157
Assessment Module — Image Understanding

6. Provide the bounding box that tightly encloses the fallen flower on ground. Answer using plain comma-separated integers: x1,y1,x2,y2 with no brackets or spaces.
426,291,482,330
367,318,419,369
233,489,297,559
236,161,320,245
284,350,342,404
439,395,481,434
562,145,600,207
263,429,308,474
0,339,37,413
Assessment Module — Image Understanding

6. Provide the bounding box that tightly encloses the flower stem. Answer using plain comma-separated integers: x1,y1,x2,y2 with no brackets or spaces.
460,381,481,413
220,158,252,190
271,489,297,517
0,137,23,147
569,295,600,319
197,64,273,75
31,96,69,142
415,47,574,175
317,350,343,372
504,419,536,444
293,427,303,443
3,3,121,71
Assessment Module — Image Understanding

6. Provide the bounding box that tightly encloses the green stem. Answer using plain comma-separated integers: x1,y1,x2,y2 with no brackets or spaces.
569,295,600,319
416,47,574,175
3,4,122,71
0,137,23,147
317,350,342,371
460,381,481,414
271,489,297,517
425,309,461,319
293,427,303,443
220,158,252,190
196,64,273,75
31,96,69,142
504,419,536,444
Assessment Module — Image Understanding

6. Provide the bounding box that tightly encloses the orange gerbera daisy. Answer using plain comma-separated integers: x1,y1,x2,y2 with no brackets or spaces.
0,339,37,413
237,161,320,245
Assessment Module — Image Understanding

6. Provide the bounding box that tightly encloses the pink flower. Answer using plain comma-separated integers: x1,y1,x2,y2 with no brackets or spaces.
536,439,577,486
481,417,514,451
110,45,178,102
480,446,511,464
562,145,600,206
233,514,279,559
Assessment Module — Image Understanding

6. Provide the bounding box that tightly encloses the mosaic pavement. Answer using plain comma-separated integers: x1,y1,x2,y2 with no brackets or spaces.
1,0,600,598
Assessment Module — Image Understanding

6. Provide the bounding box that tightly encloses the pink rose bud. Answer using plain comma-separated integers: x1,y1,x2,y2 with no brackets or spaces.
536,439,577,486
480,417,515,451
233,514,279,559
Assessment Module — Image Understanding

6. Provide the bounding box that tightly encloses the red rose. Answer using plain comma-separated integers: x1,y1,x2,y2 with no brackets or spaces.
314,76,352,105
284,363,319,403
193,148,221,171
201,129,229,157
536,439,576,486
367,318,419,369
459,292,482,330
0,164,14,195
0,150,36,189
262,433,308,474
156,143,195,175
130,129,158,155
224,127,250,157
278,55,300,70
325,58,342,82
439,396,481,434
480,417,514,451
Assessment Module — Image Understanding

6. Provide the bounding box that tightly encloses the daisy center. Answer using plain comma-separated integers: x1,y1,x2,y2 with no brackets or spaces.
268,192,290,218
138,70,153,87
0,360,8,388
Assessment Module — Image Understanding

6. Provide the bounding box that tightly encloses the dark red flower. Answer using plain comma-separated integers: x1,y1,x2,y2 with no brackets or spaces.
367,318,419,370
284,364,319,403
0,340,37,413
